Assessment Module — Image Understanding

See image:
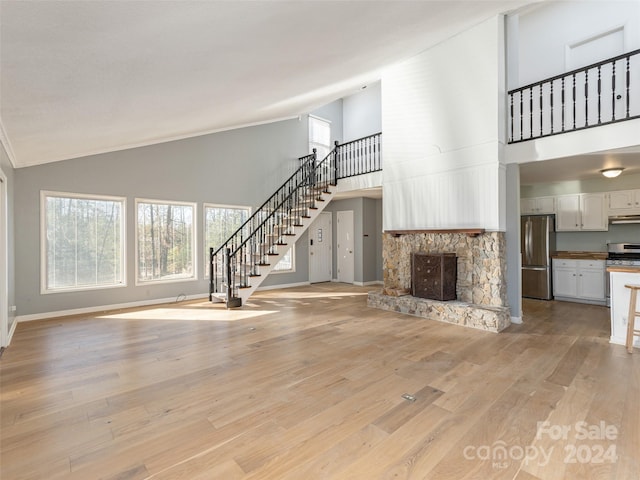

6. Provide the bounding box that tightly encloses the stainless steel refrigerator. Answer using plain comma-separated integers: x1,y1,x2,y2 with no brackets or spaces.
521,215,556,300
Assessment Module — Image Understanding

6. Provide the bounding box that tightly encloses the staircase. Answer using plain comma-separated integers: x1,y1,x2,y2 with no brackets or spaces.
209,132,381,308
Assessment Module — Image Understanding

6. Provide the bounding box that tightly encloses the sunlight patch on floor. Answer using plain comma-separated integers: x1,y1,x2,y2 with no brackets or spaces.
256,291,369,299
98,307,277,322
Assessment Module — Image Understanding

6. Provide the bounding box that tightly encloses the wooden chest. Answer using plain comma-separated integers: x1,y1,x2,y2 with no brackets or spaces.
411,253,457,301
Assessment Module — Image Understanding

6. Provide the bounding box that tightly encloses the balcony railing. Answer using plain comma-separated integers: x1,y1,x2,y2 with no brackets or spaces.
508,49,640,143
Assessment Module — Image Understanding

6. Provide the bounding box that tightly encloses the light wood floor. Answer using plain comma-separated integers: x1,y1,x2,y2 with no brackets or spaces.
1,284,638,480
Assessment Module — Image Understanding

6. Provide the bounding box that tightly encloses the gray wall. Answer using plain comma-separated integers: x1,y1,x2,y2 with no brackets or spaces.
310,100,344,148
363,197,382,283
375,198,383,281
343,81,382,142
0,143,16,331
15,118,309,316
323,197,382,285
556,225,640,252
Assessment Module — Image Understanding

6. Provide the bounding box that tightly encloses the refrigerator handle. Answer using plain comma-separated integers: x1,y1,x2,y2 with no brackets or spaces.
524,218,531,265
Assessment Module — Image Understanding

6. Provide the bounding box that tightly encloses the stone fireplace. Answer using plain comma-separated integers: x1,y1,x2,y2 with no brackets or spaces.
367,231,511,332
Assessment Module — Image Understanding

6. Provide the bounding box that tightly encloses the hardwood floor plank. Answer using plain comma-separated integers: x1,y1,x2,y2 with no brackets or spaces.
1,289,637,480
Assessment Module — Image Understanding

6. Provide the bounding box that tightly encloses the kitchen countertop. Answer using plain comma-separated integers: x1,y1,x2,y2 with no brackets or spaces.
551,251,608,260
607,266,640,273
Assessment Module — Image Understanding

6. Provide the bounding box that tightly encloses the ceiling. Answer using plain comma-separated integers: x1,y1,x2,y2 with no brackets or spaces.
0,0,535,168
519,146,640,185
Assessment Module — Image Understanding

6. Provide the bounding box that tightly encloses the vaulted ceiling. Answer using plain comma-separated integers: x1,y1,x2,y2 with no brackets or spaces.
0,0,534,168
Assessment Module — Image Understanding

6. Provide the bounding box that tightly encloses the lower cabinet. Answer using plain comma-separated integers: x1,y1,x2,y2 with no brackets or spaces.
552,259,606,305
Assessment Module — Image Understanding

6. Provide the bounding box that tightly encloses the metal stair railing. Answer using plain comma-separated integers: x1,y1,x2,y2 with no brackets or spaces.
209,131,382,308
209,149,333,306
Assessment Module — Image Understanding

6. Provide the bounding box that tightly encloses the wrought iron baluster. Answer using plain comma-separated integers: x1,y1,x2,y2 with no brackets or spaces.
539,83,543,136
550,81,554,134
572,73,576,130
509,93,513,142
561,77,565,132
584,69,589,127
612,61,616,121
519,91,523,141
527,88,532,139
597,65,602,124
626,55,630,118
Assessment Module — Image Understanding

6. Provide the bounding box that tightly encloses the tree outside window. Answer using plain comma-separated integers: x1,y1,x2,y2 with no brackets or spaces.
43,192,125,292
204,204,250,275
137,200,195,282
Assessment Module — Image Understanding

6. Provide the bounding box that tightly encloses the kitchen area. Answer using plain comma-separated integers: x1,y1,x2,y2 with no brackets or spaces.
520,168,640,351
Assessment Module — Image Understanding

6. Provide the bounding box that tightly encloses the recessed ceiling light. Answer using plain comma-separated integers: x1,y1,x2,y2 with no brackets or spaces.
600,168,624,178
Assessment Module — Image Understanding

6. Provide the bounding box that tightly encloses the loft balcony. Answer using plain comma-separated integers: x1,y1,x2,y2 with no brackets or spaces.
508,49,640,144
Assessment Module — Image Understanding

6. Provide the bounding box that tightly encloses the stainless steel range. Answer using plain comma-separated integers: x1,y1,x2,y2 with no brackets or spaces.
606,243,640,306
606,243,640,267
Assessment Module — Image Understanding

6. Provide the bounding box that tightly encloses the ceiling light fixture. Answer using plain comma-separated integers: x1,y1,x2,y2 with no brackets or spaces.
600,168,624,178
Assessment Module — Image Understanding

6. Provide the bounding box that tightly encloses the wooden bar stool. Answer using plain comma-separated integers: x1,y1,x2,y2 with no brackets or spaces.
625,284,640,354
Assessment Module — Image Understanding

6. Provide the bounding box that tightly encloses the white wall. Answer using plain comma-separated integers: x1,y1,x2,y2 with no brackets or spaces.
381,16,505,231
513,1,640,88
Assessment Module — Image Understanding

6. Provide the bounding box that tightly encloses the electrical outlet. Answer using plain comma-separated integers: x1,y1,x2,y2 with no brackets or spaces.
10,305,16,312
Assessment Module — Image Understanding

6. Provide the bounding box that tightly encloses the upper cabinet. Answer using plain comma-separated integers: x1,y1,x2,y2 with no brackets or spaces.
556,193,607,231
608,189,640,214
521,196,556,215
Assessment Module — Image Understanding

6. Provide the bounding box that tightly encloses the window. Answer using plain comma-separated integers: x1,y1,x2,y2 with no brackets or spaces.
42,191,125,293
309,115,331,161
204,204,251,274
272,246,295,273
136,199,196,283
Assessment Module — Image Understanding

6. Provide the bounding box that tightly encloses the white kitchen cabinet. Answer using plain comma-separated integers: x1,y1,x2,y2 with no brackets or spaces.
552,259,606,305
521,196,556,215
556,193,607,231
609,270,640,346
553,260,579,297
608,189,640,214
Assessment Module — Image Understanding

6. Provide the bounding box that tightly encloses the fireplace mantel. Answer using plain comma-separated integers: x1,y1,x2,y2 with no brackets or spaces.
385,229,485,238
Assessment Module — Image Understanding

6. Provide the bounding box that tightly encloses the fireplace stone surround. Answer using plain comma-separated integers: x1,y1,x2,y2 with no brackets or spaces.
367,231,511,332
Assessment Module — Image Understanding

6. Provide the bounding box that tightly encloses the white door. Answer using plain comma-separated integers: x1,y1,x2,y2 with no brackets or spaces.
337,210,354,284
309,212,332,283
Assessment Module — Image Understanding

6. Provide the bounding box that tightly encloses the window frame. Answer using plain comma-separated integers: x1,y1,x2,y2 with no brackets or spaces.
308,114,332,161
135,198,197,286
270,245,296,274
40,190,127,294
203,202,252,276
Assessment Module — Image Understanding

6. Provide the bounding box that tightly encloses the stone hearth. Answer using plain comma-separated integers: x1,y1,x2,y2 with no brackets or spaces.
367,231,510,332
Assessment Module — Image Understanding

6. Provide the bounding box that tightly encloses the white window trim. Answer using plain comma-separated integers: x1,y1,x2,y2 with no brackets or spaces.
308,114,332,159
40,190,127,294
203,202,251,274
135,198,197,286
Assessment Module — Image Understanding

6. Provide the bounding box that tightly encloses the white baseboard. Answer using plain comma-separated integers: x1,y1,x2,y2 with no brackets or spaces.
6,317,17,344
256,281,311,291
16,293,210,323
510,315,523,324
354,280,384,287
332,279,383,286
